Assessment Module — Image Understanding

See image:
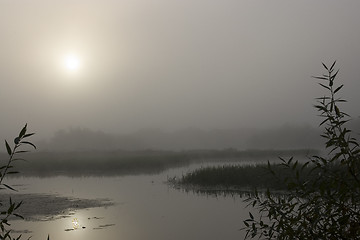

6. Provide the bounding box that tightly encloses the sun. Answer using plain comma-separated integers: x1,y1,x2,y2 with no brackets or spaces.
63,54,81,72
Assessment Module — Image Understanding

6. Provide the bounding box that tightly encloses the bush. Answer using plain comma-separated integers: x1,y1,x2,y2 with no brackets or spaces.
243,62,360,239
0,124,36,240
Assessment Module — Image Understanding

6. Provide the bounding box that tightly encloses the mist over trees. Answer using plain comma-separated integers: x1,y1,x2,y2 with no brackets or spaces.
37,128,146,151
32,121,359,152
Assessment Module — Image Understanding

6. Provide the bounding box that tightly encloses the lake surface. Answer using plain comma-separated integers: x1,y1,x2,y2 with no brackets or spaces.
7,161,254,240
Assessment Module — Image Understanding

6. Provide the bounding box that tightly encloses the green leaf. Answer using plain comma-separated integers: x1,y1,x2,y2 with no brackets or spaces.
312,76,328,80
11,158,27,162
334,84,344,94
23,133,35,138
15,150,29,154
330,101,334,112
13,213,24,220
335,106,340,116
8,203,15,214
5,140,12,156
18,123,27,138
301,161,310,170
319,83,330,90
15,200,22,210
315,96,331,100
322,62,329,71
292,161,298,170
21,141,36,149
352,149,360,155
319,118,329,126
314,105,327,112
4,230,10,239
2,184,17,192
329,61,336,71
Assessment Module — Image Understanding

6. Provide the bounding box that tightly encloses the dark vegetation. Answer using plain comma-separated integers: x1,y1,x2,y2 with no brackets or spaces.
2,149,317,177
242,62,360,239
171,62,360,239
39,125,328,151
175,163,316,191
0,124,36,240
4,62,358,239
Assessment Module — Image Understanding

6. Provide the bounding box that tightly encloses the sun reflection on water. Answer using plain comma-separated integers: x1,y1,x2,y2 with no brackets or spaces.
72,218,80,230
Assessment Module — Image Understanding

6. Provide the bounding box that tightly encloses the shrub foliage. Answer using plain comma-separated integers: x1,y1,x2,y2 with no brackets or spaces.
243,62,360,239
0,124,36,240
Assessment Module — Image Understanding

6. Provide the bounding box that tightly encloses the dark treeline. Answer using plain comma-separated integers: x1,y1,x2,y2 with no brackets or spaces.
33,124,338,151
25,119,360,152
1,149,318,177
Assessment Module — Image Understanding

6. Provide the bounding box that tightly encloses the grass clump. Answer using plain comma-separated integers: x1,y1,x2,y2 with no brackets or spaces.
176,161,319,191
178,164,277,190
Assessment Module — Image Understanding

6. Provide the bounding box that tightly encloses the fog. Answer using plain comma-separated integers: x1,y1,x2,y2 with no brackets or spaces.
1,0,360,148
34,118,360,151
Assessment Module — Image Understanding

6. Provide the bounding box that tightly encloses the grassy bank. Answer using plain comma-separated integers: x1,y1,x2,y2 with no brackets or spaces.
175,164,281,189
171,161,321,194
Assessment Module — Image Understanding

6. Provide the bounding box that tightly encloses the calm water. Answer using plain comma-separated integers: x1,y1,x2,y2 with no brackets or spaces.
8,162,252,240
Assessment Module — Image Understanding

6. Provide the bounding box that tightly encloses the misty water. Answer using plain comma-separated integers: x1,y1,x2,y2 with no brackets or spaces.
7,161,253,240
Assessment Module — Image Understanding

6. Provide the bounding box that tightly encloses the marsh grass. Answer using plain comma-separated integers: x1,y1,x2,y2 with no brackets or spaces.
172,160,351,195
173,162,321,192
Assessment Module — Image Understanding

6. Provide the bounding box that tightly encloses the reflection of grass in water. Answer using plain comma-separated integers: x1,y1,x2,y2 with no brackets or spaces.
7,149,317,177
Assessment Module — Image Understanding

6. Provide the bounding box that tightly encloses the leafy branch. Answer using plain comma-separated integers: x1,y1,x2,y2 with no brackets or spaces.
0,124,36,240
243,62,360,239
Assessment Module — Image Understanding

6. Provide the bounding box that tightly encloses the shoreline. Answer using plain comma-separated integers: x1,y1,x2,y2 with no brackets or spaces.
0,193,114,221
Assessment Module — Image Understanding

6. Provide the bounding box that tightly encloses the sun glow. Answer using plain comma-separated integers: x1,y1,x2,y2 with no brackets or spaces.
63,54,81,72
72,218,80,229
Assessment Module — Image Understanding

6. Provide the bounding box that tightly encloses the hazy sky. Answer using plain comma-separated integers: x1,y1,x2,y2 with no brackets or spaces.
1,0,360,140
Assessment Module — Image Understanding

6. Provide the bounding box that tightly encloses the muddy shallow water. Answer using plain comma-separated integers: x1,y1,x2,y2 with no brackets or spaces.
0,193,113,221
